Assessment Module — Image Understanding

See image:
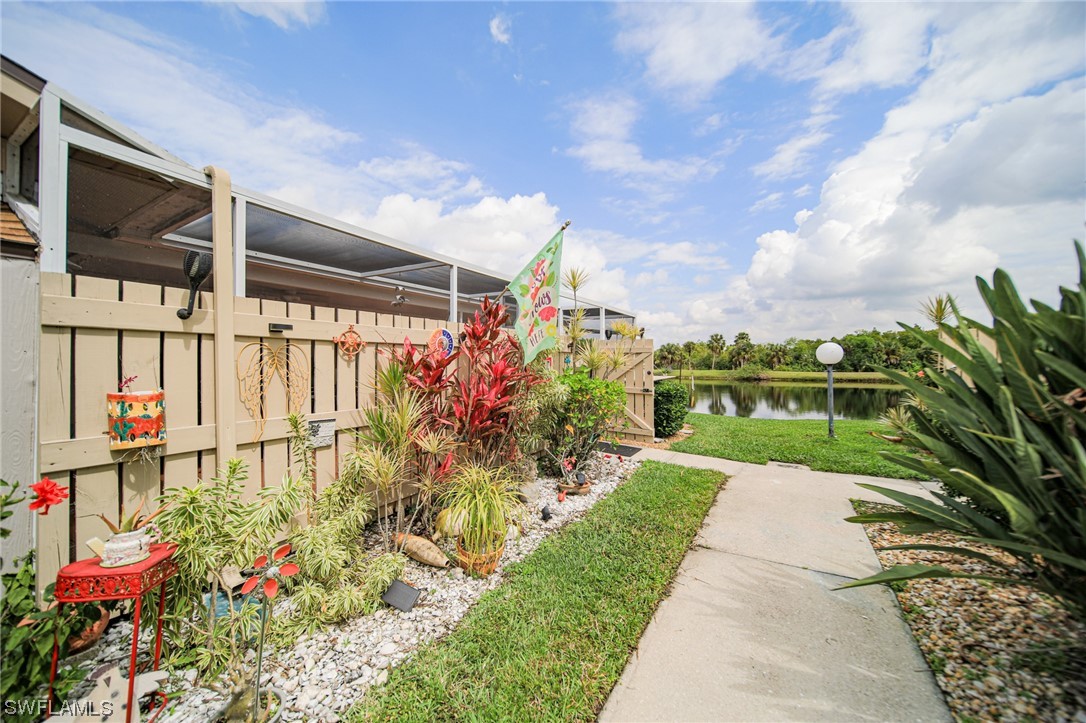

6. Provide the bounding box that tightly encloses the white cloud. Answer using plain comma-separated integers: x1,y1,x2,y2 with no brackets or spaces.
566,92,718,192
614,2,779,102
737,5,1086,339
695,112,726,137
635,4,1086,344
793,184,813,198
213,1,327,30
356,142,487,201
634,269,670,287
748,192,784,214
752,113,835,180
489,13,512,45
793,3,937,98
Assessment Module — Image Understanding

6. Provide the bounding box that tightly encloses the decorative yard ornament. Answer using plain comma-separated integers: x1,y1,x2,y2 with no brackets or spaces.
427,327,455,359
394,532,450,568
332,323,366,361
176,250,212,320
508,221,567,364
237,342,311,442
47,664,168,722
241,544,298,723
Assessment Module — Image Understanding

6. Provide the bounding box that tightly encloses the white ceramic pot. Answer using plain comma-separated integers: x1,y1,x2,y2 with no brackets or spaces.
101,530,152,568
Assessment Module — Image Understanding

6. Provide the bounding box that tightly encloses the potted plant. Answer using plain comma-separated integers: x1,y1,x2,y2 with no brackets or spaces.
441,464,521,576
97,500,166,568
107,375,166,451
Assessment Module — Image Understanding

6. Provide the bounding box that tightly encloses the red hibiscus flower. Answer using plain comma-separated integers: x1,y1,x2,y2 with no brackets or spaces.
28,477,69,515
538,306,557,322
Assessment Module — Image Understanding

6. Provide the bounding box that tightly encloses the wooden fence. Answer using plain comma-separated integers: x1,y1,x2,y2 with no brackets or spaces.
35,272,654,592
36,272,457,591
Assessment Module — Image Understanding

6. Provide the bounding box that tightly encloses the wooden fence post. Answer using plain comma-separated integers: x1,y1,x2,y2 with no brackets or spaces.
206,166,236,462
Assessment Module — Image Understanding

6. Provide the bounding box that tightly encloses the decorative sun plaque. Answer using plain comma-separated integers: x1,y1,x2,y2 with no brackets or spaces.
332,324,366,361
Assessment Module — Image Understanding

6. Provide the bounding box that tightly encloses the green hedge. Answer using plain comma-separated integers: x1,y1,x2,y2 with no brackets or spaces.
654,380,689,437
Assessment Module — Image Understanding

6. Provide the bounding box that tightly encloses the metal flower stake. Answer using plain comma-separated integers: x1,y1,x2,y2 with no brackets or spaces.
240,543,298,721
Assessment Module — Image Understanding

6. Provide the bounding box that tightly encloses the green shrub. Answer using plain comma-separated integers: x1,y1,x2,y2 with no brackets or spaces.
539,373,626,473
842,242,1086,621
654,380,689,437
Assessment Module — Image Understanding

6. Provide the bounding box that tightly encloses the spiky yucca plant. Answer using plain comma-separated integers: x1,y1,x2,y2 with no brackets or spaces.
843,242,1086,621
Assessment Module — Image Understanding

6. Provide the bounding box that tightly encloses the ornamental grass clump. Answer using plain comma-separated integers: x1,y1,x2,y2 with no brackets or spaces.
441,464,522,575
843,242,1086,622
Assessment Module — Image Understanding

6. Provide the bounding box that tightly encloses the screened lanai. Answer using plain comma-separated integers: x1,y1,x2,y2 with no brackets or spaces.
8,60,636,330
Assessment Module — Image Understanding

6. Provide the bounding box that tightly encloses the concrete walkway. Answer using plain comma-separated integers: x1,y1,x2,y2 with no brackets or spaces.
599,448,951,723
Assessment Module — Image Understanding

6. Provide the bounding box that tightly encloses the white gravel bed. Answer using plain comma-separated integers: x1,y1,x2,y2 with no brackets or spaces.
60,453,640,722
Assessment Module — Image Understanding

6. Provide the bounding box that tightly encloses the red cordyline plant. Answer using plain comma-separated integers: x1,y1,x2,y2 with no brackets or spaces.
384,337,459,432
442,297,540,467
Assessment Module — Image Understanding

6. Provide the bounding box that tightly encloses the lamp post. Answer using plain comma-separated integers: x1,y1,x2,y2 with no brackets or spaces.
816,342,844,438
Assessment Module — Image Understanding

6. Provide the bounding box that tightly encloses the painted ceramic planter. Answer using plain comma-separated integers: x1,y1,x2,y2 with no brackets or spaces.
100,530,152,568
107,390,166,450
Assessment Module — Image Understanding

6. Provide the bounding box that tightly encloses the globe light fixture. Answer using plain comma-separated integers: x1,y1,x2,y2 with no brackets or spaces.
815,342,845,438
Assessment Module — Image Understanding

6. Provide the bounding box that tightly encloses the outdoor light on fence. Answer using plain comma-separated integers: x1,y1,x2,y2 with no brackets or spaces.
177,250,212,320
816,341,845,438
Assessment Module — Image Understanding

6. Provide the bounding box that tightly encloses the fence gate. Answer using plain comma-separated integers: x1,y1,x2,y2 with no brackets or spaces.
603,339,655,443
548,338,655,444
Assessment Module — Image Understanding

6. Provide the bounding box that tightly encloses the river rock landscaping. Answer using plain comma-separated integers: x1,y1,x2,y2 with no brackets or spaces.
854,501,1086,722
54,455,640,722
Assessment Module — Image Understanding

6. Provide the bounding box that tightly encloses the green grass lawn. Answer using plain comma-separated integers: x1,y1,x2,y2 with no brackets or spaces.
656,369,896,383
671,413,925,480
346,461,724,723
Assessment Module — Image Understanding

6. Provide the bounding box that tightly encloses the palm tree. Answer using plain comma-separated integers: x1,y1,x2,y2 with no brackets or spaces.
730,332,754,369
562,267,591,371
707,333,725,370
562,267,590,313
921,293,955,371
920,293,955,327
765,343,788,370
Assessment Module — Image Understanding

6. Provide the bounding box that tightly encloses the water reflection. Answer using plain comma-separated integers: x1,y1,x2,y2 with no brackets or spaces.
687,381,902,420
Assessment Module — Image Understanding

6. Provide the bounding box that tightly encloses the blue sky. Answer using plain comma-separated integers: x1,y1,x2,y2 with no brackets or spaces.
4,1,1084,343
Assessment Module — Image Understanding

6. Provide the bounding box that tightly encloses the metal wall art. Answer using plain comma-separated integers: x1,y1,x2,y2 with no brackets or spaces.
332,323,366,361
237,342,311,442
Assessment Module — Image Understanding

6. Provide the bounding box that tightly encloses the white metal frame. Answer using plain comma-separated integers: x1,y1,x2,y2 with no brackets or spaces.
24,80,636,322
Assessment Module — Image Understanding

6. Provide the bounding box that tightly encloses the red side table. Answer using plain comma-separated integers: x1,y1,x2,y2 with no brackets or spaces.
49,543,178,723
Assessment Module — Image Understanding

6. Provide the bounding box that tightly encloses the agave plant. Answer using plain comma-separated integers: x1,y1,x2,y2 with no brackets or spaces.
842,242,1086,621
98,499,167,534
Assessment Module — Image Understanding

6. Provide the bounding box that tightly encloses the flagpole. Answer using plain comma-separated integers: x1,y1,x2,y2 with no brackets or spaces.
496,220,571,299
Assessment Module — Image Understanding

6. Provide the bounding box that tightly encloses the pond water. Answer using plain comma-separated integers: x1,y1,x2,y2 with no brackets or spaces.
686,380,903,420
